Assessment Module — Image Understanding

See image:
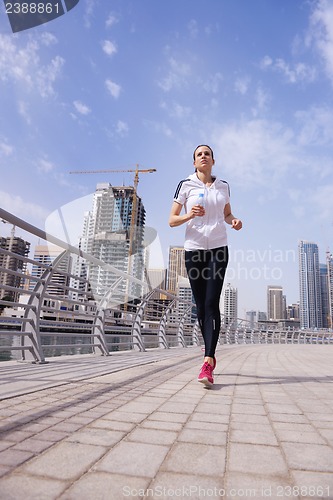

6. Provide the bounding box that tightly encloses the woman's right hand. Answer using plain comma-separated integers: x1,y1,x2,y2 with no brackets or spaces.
190,204,205,219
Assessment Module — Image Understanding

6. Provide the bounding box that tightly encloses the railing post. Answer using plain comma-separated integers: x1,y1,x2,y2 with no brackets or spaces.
192,320,201,346
20,251,70,362
177,306,191,348
131,290,156,351
91,306,110,356
234,326,239,344
94,277,125,355
158,298,175,349
225,322,232,344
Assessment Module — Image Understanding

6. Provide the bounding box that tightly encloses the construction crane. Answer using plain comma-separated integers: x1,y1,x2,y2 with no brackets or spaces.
69,166,156,192
69,165,157,311
69,165,156,253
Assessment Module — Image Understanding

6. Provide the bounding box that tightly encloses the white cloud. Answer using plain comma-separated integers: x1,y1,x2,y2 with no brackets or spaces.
188,19,198,38
234,76,250,95
0,190,49,224
102,40,117,56
73,100,91,115
105,79,121,98
295,106,333,146
143,120,173,137
17,101,32,125
36,55,65,98
116,120,129,136
160,101,191,120
277,59,316,83
260,55,273,69
40,32,58,46
0,35,38,86
310,183,333,220
157,57,191,92
187,18,215,38
212,119,298,188
106,13,118,28
0,35,64,97
37,158,55,173
84,0,98,28
251,86,270,117
289,182,333,222
203,72,224,94
0,140,13,156
309,0,333,84
260,55,317,84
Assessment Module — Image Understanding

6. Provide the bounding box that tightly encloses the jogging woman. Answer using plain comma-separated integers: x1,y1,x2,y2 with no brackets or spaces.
169,145,242,387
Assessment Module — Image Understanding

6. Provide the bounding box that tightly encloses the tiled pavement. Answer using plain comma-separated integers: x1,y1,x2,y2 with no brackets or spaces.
0,344,333,500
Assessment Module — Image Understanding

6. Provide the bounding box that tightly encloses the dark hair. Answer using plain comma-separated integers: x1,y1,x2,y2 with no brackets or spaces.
193,144,214,161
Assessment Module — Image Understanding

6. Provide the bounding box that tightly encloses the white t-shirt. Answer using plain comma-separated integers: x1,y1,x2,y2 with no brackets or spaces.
173,172,230,251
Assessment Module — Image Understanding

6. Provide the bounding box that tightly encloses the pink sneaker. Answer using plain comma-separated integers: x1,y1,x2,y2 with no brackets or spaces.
200,349,217,371
198,362,214,387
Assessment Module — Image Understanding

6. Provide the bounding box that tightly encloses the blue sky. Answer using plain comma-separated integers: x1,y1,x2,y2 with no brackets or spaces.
1,0,333,316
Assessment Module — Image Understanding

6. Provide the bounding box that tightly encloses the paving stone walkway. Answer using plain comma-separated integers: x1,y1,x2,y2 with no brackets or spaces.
0,344,333,500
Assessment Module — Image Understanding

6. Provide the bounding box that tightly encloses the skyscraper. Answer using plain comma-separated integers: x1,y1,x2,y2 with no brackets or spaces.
223,283,238,326
298,241,322,329
327,251,333,328
320,263,329,329
166,246,187,294
0,235,30,301
80,183,146,307
29,245,72,298
267,285,284,320
286,303,300,321
176,276,196,324
146,268,167,299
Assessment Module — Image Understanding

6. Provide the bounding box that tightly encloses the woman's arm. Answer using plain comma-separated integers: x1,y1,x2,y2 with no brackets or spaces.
169,201,203,227
224,203,242,230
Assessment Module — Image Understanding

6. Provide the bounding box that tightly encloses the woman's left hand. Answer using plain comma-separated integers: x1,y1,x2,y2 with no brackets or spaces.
231,219,242,230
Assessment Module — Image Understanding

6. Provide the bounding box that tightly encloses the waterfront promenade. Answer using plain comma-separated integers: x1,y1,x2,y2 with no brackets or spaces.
0,344,333,500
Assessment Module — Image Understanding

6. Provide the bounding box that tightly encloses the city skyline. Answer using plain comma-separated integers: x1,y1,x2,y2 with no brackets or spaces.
1,222,332,325
1,0,333,313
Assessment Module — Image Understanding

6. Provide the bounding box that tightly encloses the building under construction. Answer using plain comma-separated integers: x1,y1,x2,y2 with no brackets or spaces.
79,183,146,308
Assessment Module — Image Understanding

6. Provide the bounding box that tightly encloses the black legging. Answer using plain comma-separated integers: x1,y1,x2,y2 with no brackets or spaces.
185,246,229,358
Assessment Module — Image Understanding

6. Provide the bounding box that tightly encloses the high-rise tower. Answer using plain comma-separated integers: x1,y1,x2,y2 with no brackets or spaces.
80,183,146,307
298,241,322,329
166,246,187,294
267,285,285,320
0,235,30,301
327,251,333,329
223,283,238,326
29,245,72,298
320,263,329,329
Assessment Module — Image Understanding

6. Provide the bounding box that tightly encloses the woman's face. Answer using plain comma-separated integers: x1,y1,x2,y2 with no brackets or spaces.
193,146,215,171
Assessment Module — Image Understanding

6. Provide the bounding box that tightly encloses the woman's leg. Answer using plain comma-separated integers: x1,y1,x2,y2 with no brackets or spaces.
185,247,229,359
185,249,207,329
202,246,229,358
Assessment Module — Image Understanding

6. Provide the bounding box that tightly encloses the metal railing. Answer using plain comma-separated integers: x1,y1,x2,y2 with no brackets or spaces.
0,207,201,362
222,318,333,346
1,207,332,363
